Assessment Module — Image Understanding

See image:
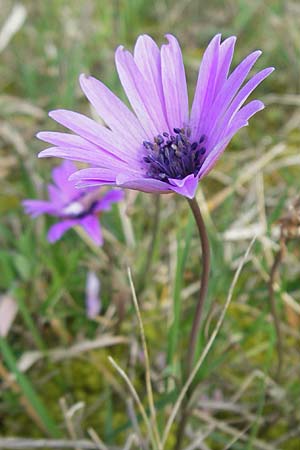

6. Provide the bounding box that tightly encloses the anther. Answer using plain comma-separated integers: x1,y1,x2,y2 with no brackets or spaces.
154,135,164,145
143,128,207,183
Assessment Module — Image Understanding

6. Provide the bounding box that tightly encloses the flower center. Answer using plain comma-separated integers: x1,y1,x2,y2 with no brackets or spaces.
143,128,206,182
62,201,84,217
62,195,98,219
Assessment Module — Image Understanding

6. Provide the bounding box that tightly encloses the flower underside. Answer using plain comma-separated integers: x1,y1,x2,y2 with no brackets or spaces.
143,128,206,182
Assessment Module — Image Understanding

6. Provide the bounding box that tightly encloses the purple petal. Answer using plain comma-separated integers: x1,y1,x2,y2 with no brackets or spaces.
190,34,221,138
229,99,265,126
214,36,237,94
199,101,264,179
51,160,78,200
23,199,56,217
70,167,140,189
70,168,117,188
48,110,138,163
47,184,63,206
115,46,162,138
133,35,169,132
39,146,134,172
79,74,145,145
47,220,76,243
214,100,265,148
161,34,189,131
168,174,199,199
37,131,106,152
204,50,262,141
116,173,170,194
218,67,274,130
95,189,124,212
80,215,103,246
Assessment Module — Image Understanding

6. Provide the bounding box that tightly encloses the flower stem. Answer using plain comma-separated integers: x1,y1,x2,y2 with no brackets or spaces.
186,197,211,374
174,197,210,450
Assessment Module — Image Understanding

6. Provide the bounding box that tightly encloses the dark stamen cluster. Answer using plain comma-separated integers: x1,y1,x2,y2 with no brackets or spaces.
143,128,206,182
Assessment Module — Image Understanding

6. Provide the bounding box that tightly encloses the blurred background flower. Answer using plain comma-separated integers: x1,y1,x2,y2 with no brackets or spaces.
23,160,124,245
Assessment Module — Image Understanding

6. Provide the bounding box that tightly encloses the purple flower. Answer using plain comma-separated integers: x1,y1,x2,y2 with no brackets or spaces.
37,34,274,199
23,160,124,245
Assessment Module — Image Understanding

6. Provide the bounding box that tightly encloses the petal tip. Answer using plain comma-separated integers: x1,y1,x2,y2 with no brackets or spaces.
48,109,63,120
68,172,77,181
79,73,89,83
164,33,178,45
115,44,125,55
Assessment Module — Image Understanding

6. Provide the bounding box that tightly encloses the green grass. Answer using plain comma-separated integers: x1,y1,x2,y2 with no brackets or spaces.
1,0,300,448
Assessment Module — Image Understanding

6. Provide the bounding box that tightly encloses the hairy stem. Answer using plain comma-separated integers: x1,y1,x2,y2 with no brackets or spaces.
174,197,210,450
186,197,211,374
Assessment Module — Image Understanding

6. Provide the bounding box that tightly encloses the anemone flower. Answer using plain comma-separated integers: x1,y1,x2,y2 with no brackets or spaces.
23,160,123,245
37,34,273,200
35,34,274,445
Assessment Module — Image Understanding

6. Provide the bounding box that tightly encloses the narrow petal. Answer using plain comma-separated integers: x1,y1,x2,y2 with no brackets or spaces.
212,99,265,149
190,34,221,138
79,74,145,144
204,50,262,139
39,146,135,173
222,67,274,128
168,174,199,199
199,101,264,179
69,167,124,188
80,215,103,246
116,173,170,194
49,109,138,163
214,36,237,94
229,99,265,126
47,220,76,242
37,131,102,152
161,34,189,131
23,199,55,217
115,46,163,138
70,166,140,185
133,35,169,132
96,190,124,212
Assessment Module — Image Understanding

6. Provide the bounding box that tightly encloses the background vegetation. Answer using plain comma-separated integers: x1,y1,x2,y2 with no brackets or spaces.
1,0,300,448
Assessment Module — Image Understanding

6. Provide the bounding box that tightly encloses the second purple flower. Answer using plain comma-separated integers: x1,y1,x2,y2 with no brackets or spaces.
23,161,124,245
